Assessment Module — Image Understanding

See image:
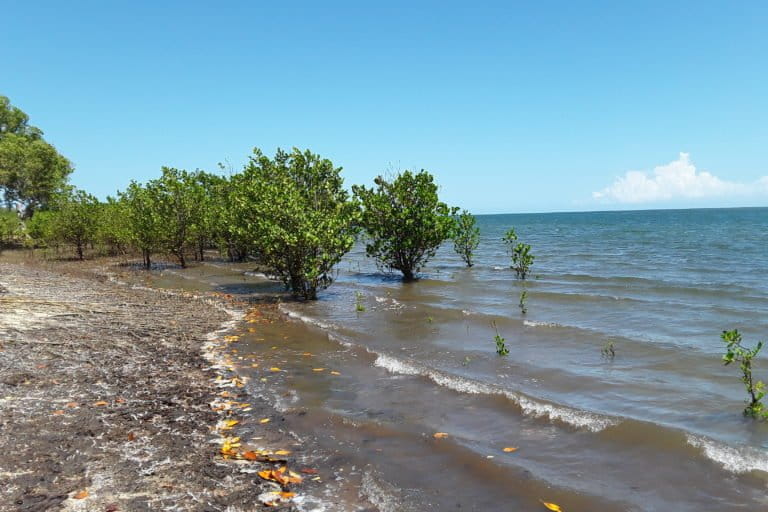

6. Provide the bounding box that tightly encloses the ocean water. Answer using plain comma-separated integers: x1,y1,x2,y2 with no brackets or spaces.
93,207,768,510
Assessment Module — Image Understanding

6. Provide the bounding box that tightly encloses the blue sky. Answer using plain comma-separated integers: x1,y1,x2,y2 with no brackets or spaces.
3,1,767,213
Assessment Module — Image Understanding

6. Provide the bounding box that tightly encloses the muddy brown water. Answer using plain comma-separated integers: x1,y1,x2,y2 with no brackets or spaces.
7,208,768,511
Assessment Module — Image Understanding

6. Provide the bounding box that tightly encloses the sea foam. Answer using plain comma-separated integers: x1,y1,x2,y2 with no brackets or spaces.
374,354,616,432
686,434,768,474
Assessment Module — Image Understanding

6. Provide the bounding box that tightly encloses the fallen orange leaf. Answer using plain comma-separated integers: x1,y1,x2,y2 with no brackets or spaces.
260,418,270,424
312,368,325,372
279,492,295,499
433,432,449,439
330,371,341,376
52,410,65,415
65,402,78,408
540,500,563,511
73,490,89,499
503,447,518,453
270,367,281,372
273,449,291,455
242,451,259,461
93,401,108,407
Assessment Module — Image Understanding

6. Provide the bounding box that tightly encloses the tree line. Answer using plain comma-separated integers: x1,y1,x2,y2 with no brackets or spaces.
1,94,535,300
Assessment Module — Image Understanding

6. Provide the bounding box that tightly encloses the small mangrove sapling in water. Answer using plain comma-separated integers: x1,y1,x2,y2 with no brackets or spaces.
502,228,534,280
452,210,480,267
519,289,528,315
721,329,768,419
491,321,509,356
354,291,365,312
601,341,615,359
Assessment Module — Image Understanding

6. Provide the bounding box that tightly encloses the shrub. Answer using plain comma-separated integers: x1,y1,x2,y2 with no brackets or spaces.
721,329,767,419
353,170,456,280
0,209,24,250
232,147,358,300
503,227,534,279
492,321,509,356
452,209,480,267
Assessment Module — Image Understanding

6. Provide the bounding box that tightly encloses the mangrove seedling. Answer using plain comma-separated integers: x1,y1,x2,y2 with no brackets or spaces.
355,291,366,312
502,227,535,279
601,341,615,359
492,321,509,356
721,329,767,419
519,290,528,315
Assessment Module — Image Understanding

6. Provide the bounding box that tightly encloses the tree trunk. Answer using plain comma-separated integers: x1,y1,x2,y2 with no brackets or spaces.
76,242,84,261
143,249,151,270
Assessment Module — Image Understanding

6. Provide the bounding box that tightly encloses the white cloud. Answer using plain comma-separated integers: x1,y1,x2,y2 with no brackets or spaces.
593,153,768,204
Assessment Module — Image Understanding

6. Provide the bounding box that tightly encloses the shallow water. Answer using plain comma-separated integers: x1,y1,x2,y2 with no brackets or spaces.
51,207,768,510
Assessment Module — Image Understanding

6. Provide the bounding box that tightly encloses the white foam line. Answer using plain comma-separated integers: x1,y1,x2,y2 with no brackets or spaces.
686,434,768,475
374,354,617,432
279,304,337,331
523,320,562,328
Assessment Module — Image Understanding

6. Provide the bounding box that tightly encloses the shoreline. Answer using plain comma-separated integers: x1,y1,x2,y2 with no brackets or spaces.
0,257,367,511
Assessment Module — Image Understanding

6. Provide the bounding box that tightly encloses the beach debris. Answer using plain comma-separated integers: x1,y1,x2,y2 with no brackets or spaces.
260,418,270,424
258,490,296,506
540,500,563,511
433,432,449,439
502,446,518,453
73,489,89,499
258,465,303,485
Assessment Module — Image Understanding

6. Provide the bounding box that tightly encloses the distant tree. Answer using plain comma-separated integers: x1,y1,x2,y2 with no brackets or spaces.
0,209,24,251
0,96,72,215
121,181,162,269
50,188,100,260
453,210,480,267
148,167,205,268
0,95,43,139
232,147,358,299
353,170,456,280
95,196,131,256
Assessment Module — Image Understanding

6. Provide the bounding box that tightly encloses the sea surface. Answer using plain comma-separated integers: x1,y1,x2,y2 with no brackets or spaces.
85,208,768,510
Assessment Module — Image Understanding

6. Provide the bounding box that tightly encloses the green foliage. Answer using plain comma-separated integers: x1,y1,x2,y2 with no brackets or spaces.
0,209,24,249
210,172,251,262
231,147,359,300
452,209,480,267
353,170,457,280
120,181,163,269
502,227,534,279
0,96,71,215
25,209,57,248
601,341,615,359
95,197,131,256
721,329,767,419
519,289,528,315
50,188,100,260
355,291,366,312
492,321,509,356
147,167,206,268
